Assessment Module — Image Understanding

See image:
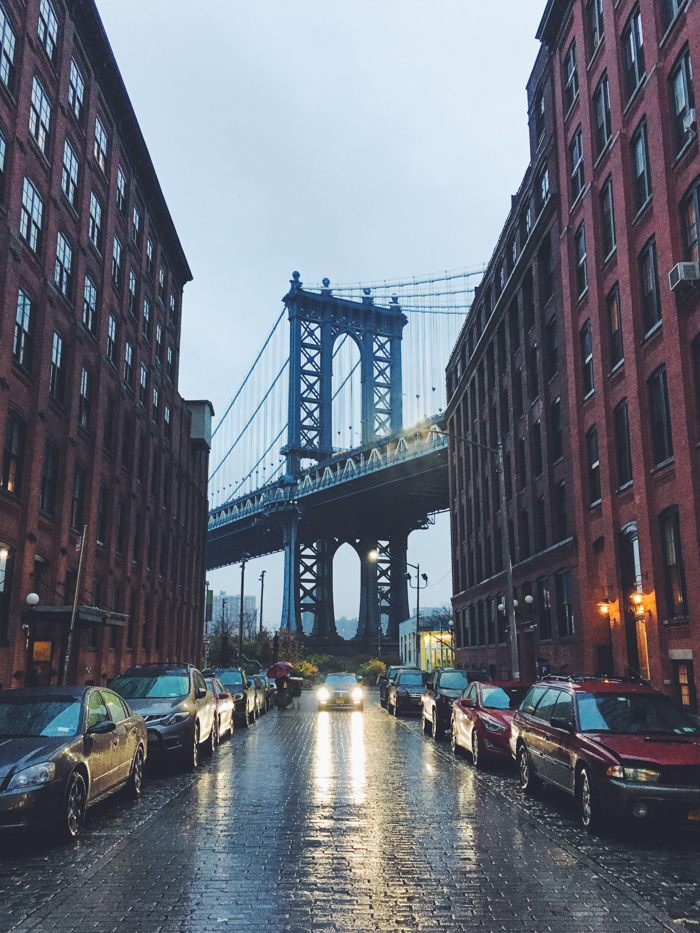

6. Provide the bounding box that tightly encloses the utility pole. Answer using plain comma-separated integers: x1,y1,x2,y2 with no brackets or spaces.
62,525,87,686
259,570,265,635
238,558,247,667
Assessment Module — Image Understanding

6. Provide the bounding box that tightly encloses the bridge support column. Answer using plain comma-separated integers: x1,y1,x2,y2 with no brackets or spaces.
388,532,410,639
304,537,337,639
280,511,299,632
356,540,381,643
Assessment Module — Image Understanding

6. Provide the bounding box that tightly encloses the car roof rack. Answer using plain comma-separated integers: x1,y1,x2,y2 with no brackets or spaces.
541,673,646,684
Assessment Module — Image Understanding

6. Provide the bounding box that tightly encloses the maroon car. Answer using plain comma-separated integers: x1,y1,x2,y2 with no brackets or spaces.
451,681,531,768
510,675,700,831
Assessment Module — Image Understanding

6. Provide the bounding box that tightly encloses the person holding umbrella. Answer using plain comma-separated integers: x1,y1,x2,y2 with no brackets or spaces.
268,661,293,709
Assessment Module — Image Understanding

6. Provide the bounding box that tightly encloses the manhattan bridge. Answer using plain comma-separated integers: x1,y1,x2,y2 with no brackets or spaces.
206,268,481,644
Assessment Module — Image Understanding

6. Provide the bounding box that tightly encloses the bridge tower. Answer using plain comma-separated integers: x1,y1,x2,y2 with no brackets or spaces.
280,273,410,642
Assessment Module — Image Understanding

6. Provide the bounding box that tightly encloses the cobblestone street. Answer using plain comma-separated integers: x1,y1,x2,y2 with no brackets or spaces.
1,692,699,933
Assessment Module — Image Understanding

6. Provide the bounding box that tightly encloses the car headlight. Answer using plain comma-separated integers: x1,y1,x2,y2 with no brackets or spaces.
606,765,624,779
8,762,56,790
482,717,508,733
161,711,190,726
318,687,330,702
351,687,363,701
624,767,660,783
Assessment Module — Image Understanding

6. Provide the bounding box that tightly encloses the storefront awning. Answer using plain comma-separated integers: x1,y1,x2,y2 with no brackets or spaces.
31,605,128,627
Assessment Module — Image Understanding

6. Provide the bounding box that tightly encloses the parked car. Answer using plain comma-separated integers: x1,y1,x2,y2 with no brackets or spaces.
204,677,234,744
252,676,267,716
203,668,256,727
0,686,147,841
255,673,276,710
111,664,215,769
378,666,410,708
387,670,429,716
317,673,364,711
510,675,700,830
421,668,475,738
451,680,531,767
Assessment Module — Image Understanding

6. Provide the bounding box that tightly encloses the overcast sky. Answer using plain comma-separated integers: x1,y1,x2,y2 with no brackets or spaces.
95,0,544,631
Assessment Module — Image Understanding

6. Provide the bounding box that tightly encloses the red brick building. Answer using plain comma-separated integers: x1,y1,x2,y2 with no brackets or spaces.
448,0,700,712
0,0,212,689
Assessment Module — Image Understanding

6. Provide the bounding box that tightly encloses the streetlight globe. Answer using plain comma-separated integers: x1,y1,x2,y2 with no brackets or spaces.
513,599,519,609
524,594,534,605
367,549,379,563
498,603,506,613
26,593,40,607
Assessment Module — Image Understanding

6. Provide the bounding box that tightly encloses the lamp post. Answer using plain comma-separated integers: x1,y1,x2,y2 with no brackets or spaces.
259,570,266,636
435,428,520,681
367,549,427,668
238,556,248,667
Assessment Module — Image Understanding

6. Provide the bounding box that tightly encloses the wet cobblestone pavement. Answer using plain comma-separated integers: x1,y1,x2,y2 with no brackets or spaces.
0,691,699,932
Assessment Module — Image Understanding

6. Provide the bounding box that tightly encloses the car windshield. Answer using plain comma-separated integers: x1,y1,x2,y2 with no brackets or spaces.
481,686,530,710
111,674,189,699
0,696,82,737
398,672,428,686
440,672,469,689
577,692,700,735
216,671,244,686
325,674,357,685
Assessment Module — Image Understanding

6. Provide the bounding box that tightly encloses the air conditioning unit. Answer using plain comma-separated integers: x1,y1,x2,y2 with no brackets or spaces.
683,108,697,134
669,261,700,291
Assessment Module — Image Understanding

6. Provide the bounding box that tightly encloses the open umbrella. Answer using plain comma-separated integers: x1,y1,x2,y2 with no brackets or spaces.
267,661,293,679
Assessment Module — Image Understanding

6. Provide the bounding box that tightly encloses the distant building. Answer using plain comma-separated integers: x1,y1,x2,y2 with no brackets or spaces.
206,591,256,637
399,608,453,670
0,0,211,689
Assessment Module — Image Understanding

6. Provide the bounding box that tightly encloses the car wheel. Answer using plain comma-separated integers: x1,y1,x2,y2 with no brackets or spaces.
248,706,255,725
577,766,602,832
471,729,482,770
451,720,464,757
126,747,144,800
205,718,218,756
431,713,443,739
187,723,200,771
422,711,431,735
380,695,387,709
517,743,539,794
394,702,401,718
58,771,87,842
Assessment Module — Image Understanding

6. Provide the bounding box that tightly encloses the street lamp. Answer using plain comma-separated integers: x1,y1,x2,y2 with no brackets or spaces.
435,427,520,681
367,549,427,669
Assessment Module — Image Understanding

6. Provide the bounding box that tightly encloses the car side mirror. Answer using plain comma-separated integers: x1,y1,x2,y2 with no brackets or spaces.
87,719,116,736
462,698,474,709
219,692,229,700
550,715,572,731
195,687,207,700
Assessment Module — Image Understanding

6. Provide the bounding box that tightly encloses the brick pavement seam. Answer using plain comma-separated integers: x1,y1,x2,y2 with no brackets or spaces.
391,712,683,933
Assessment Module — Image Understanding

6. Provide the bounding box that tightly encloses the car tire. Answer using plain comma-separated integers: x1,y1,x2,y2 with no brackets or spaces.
450,720,464,757
380,696,387,709
431,714,443,740
187,723,200,771
394,702,401,718
205,718,218,756
125,747,144,800
471,729,482,770
422,711,431,735
577,766,602,832
248,707,255,725
58,771,87,843
517,743,539,794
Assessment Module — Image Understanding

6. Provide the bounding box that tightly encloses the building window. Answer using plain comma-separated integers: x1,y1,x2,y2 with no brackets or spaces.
600,176,616,258
114,165,126,215
152,386,160,425
146,236,154,277
555,480,567,541
40,441,58,516
648,365,673,466
574,223,587,298
528,343,539,400
535,495,546,552
38,0,59,64
107,313,118,364
143,297,152,342
68,59,84,123
631,121,651,211
94,116,108,173
158,267,166,302
83,274,97,334
614,399,633,488
137,434,146,484
111,236,123,289
169,292,178,328
607,284,624,369
164,405,171,441
155,323,163,363
50,331,65,403
133,513,142,562
556,569,574,638
139,363,148,406
518,435,527,489
96,485,108,546
520,508,530,559
0,5,15,91
2,412,25,495
563,40,578,113
54,232,73,297
586,425,601,505
586,0,604,58
660,507,688,618
545,317,558,380
78,366,92,430
88,192,103,252
681,177,700,263
669,49,695,156
0,130,6,204
580,321,594,398
13,289,35,371
550,398,562,462
70,464,86,529
61,139,79,207
121,417,131,470
514,369,523,420
538,236,553,304
661,0,688,34
521,204,532,244
29,77,51,155
622,7,645,102
103,395,114,453
535,87,545,141
532,420,543,477
537,577,552,641
639,238,661,334
167,346,174,382
132,205,141,248
20,177,43,254
570,126,584,201
128,269,137,317
124,340,134,388
536,164,549,213
116,500,125,555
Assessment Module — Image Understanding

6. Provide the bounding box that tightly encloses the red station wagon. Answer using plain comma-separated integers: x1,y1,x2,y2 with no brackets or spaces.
510,676,700,831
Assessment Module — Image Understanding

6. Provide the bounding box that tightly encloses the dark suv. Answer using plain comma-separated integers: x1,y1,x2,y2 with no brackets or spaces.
110,664,215,770
378,667,410,709
510,675,700,830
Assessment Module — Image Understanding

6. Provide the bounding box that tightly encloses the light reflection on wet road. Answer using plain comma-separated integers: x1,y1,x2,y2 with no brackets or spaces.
1,692,698,932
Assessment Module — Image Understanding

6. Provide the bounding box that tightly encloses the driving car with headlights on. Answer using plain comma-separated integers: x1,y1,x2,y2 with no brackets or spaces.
0,686,147,842
317,673,364,711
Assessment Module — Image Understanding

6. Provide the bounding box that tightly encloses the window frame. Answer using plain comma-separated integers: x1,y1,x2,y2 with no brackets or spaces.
563,40,579,113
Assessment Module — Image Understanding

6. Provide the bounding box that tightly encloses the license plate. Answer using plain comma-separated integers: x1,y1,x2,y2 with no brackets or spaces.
688,810,700,821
